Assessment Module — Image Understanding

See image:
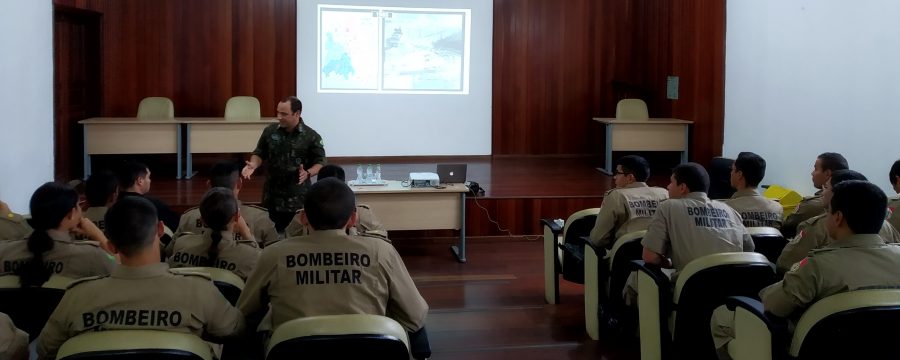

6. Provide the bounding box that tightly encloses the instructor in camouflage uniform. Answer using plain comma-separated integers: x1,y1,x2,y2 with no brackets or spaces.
242,96,327,231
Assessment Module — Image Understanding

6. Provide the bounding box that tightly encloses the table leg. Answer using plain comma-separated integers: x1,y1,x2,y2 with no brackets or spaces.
681,125,690,163
184,124,198,179
598,123,613,175
451,192,467,263
83,128,91,179
176,124,183,179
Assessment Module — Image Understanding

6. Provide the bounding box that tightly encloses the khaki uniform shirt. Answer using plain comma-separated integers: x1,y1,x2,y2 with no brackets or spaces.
642,192,754,274
588,183,668,248
0,312,28,360
237,229,427,332
176,202,277,247
0,230,114,278
762,234,900,317
782,191,824,238
283,204,389,243
35,263,245,360
776,214,900,272
724,188,784,229
167,231,261,280
887,196,900,233
252,123,327,213
73,207,108,241
0,212,31,241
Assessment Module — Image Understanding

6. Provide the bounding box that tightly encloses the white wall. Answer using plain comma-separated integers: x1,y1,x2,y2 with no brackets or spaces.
297,0,493,156
0,0,54,212
724,0,900,195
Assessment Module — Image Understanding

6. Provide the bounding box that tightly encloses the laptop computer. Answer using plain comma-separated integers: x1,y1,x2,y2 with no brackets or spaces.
436,164,467,184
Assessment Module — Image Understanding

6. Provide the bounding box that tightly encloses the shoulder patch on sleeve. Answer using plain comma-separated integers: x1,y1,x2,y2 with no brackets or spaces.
66,274,108,289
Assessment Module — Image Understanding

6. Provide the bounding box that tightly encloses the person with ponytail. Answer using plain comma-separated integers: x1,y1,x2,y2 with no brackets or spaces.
167,187,260,280
0,182,114,288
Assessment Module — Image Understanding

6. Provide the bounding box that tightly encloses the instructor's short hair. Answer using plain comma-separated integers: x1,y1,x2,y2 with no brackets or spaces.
303,178,356,230
282,96,302,115
672,163,710,193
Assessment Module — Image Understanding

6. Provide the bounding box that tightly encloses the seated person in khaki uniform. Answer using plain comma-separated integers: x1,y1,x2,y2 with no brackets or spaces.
284,164,387,242
776,170,900,273
167,188,261,280
176,161,277,248
0,182,114,287
782,152,848,238
0,199,31,241
116,161,181,235
36,196,245,360
0,312,28,360
73,170,118,241
237,178,427,337
887,159,900,232
588,155,668,249
711,180,900,359
724,152,783,229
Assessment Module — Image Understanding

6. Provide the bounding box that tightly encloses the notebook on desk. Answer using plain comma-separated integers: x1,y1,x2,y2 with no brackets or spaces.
436,164,467,184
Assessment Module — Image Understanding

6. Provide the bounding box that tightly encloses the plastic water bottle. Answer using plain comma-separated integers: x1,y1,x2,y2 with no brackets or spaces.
366,164,374,184
356,164,364,184
375,164,382,182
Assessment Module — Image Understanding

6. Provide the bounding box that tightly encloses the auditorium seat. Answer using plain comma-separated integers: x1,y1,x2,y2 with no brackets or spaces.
615,98,649,120
708,157,736,200
542,208,599,304
56,330,212,360
168,267,244,305
747,227,787,264
632,252,776,360
726,289,900,360
266,314,410,360
0,274,73,338
583,230,645,339
137,97,175,119
224,96,261,120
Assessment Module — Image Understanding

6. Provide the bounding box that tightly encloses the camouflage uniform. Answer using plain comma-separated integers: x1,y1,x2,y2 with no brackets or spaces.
253,123,327,213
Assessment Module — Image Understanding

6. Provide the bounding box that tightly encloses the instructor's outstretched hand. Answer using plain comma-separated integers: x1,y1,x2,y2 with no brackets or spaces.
242,161,256,180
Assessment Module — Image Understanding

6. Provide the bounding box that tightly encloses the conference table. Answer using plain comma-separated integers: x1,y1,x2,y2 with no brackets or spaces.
349,180,470,263
592,118,694,175
79,117,276,179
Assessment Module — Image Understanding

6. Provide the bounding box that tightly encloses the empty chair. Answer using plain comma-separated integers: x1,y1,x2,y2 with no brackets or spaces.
708,157,736,200
615,98,649,120
542,208,600,304
56,330,212,360
748,227,787,264
727,289,900,360
266,314,410,360
0,274,72,338
169,267,244,305
583,230,645,339
633,252,776,360
224,96,261,119
137,97,175,119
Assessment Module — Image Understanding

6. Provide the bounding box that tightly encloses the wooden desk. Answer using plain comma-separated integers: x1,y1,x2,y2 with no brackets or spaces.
180,117,277,178
350,180,470,263
79,118,182,179
592,118,693,175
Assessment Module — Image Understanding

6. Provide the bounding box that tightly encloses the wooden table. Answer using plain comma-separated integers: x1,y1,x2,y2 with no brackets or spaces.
79,118,182,178
592,118,694,175
180,117,277,178
349,180,470,262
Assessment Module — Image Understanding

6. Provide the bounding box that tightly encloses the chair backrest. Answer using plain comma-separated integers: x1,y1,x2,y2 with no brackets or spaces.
266,314,410,360
747,227,787,264
606,230,646,302
0,274,73,337
671,252,776,359
137,97,174,119
615,98,649,120
168,267,244,305
224,96,261,119
790,289,900,359
560,208,600,283
708,157,736,200
57,330,212,360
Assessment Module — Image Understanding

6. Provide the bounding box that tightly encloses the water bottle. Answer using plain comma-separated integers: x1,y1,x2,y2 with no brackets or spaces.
356,164,364,184
366,164,374,184
375,164,382,183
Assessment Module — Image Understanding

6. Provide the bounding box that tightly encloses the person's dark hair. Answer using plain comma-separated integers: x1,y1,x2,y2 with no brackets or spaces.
828,169,867,187
85,170,118,207
734,152,767,187
672,163,710,193
317,164,346,182
116,161,149,189
615,155,650,182
303,178,356,230
209,161,241,189
199,188,238,265
830,180,886,234
889,159,900,187
817,152,849,173
105,196,158,257
282,96,302,115
18,182,79,287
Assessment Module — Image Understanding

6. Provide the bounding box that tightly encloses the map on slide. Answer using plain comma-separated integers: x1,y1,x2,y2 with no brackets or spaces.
382,11,466,91
320,9,379,90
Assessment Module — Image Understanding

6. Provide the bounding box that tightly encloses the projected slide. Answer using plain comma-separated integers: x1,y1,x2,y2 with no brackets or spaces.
318,5,471,94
